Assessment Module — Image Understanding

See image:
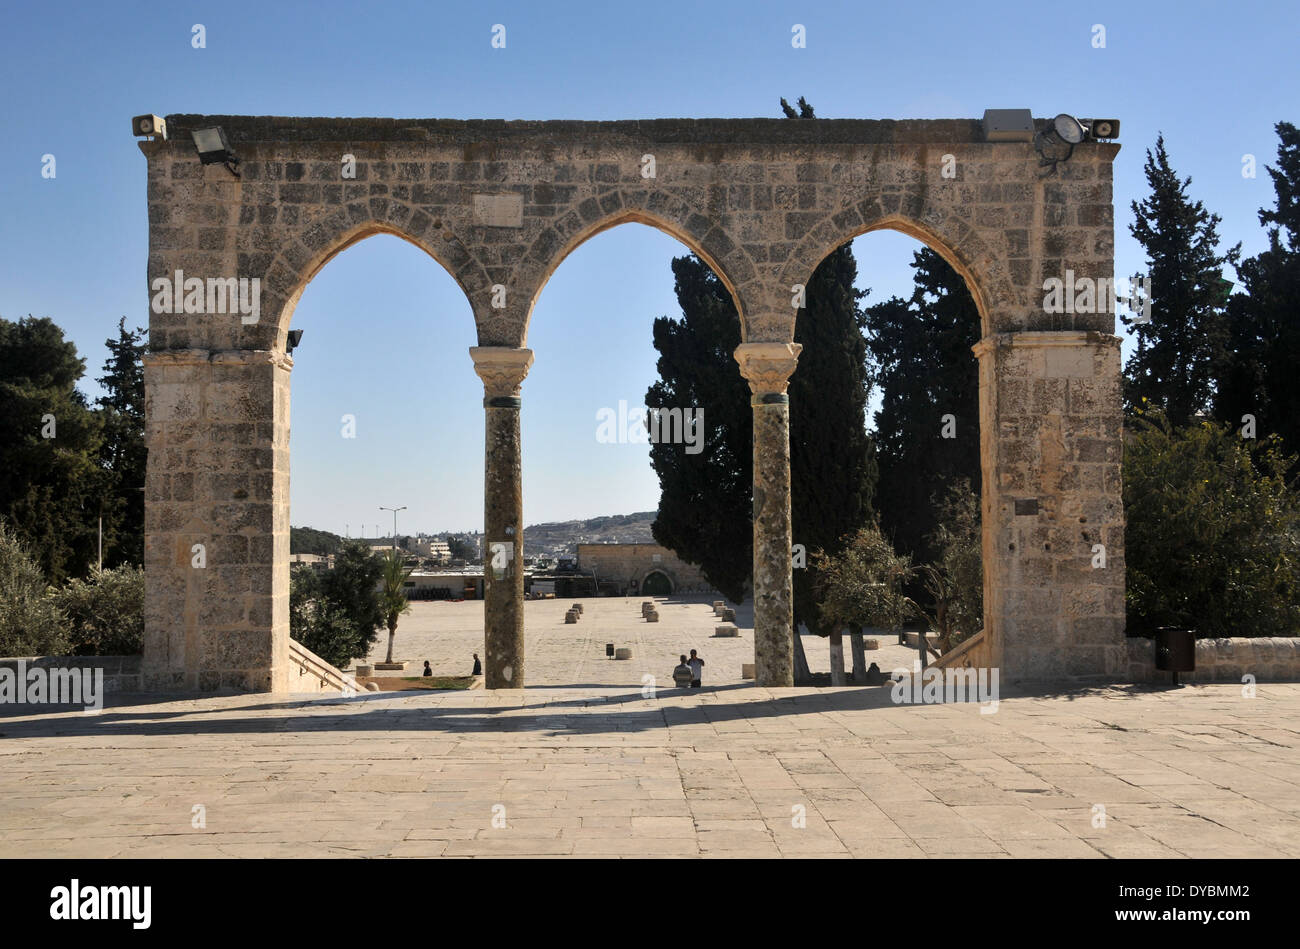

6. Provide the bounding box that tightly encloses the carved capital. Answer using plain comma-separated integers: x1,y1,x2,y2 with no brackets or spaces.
734,342,802,396
469,347,534,399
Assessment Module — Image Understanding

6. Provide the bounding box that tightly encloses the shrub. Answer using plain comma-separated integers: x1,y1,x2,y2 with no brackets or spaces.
56,564,145,655
1124,411,1300,636
0,519,68,656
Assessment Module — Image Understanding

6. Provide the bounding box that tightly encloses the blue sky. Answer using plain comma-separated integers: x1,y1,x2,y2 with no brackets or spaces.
1,0,1295,536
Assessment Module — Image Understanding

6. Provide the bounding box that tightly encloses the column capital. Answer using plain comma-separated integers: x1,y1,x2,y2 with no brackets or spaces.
469,347,534,399
734,342,802,397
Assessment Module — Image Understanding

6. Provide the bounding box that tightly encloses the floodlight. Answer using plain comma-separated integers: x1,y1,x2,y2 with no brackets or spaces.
1053,114,1086,145
190,126,240,176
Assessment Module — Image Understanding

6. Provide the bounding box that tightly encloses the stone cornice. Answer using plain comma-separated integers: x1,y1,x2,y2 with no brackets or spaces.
971,330,1121,359
734,342,803,396
143,348,294,371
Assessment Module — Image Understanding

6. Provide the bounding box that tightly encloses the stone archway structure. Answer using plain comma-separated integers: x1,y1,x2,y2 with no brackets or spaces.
138,114,1126,692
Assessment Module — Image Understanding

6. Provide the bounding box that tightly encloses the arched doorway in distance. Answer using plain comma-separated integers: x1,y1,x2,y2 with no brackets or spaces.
642,570,673,596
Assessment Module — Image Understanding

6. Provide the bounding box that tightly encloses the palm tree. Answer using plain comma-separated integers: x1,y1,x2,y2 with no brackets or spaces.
379,550,413,665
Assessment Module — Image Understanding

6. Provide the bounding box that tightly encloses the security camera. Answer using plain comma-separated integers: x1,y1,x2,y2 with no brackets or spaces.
1086,119,1120,140
132,114,167,139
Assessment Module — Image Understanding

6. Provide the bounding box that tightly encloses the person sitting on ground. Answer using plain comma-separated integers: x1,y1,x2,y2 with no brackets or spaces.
672,655,693,688
422,661,432,677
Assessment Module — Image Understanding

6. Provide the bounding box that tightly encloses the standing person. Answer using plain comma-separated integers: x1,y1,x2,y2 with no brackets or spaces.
687,649,704,688
422,661,432,677
472,653,482,676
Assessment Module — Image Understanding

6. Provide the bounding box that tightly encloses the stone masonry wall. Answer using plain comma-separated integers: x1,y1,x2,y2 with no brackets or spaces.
141,114,1123,690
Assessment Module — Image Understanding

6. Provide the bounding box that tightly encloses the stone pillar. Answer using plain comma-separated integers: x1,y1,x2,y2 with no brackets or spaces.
734,342,802,687
470,347,534,689
142,349,291,693
974,331,1127,684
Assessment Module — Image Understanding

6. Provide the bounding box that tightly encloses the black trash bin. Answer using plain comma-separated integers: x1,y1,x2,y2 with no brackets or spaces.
1154,627,1195,686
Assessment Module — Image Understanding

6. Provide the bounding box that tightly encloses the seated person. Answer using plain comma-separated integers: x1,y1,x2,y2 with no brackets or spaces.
672,655,693,688
422,661,432,677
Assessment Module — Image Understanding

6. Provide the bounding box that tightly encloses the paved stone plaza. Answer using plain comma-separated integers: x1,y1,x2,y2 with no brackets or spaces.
354,595,921,687
1,596,1297,858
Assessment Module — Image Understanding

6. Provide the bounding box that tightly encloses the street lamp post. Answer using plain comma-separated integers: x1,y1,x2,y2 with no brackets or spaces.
380,506,406,556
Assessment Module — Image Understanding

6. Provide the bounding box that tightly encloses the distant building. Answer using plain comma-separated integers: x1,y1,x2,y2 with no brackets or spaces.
401,569,484,600
576,543,710,596
289,552,331,571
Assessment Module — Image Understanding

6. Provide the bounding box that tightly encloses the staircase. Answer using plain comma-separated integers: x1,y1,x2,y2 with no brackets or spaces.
288,639,361,695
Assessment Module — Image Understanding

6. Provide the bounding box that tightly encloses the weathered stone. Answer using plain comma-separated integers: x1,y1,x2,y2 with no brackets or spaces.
139,114,1125,693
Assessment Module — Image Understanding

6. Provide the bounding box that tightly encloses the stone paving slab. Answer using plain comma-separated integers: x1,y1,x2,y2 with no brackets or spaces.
1,679,1298,858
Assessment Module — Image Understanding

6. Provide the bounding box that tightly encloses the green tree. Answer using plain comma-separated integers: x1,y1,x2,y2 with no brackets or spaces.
1123,410,1300,637
0,519,68,657
55,564,145,655
379,549,413,664
95,317,147,567
866,248,982,564
810,522,915,683
1216,122,1300,453
788,210,877,645
0,316,106,582
288,567,358,669
646,255,753,601
288,540,385,666
649,97,877,620
916,481,983,653
1124,135,1240,425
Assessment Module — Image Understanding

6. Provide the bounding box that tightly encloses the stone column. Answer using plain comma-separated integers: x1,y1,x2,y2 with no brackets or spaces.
141,348,291,693
735,342,802,687
973,331,1127,684
470,347,534,689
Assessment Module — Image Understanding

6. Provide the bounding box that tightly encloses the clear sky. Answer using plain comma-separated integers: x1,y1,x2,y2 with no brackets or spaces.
1,0,1295,536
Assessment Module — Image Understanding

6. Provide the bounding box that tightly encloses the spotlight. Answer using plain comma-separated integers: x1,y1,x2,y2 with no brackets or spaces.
1052,113,1086,145
1033,113,1086,175
190,126,240,177
286,330,304,355
131,114,167,139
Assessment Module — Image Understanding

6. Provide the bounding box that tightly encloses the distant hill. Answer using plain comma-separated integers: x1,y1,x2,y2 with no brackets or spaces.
290,525,344,555
524,511,656,557
291,513,655,560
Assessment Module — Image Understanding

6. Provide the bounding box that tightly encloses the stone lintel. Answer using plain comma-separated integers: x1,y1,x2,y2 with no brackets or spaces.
734,342,802,397
470,346,534,399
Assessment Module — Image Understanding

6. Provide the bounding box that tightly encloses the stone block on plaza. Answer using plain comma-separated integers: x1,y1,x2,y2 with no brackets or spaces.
374,661,405,671
715,623,739,637
571,603,583,614
355,664,372,677
720,608,736,623
741,663,755,679
864,639,879,650
645,610,659,622
713,600,725,613
565,609,578,623
614,647,633,660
